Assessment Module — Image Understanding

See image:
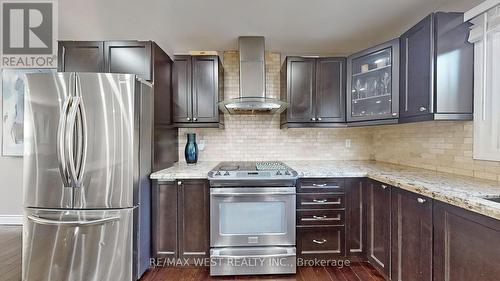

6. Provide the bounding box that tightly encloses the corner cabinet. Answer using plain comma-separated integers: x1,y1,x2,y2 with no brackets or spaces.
173,55,224,128
152,180,210,265
399,12,473,123
281,57,346,128
347,39,399,126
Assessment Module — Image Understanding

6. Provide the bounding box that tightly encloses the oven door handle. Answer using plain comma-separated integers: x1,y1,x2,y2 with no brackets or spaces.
211,192,296,196
215,253,296,259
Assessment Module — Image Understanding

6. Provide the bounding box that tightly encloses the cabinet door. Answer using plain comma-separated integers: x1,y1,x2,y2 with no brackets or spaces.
367,181,391,278
297,226,345,259
152,182,178,259
286,57,315,123
315,58,346,122
192,56,220,123
173,56,193,123
58,41,104,72
391,189,432,281
104,41,152,80
346,178,366,257
400,15,432,119
347,39,399,123
178,180,210,264
433,202,500,281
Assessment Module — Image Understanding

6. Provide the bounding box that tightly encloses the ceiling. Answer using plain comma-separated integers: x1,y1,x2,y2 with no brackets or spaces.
58,0,483,57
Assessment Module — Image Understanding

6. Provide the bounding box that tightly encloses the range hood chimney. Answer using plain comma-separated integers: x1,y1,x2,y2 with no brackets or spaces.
218,36,288,114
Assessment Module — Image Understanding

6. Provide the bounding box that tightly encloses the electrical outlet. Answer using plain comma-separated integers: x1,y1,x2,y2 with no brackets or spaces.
198,140,207,151
345,139,352,149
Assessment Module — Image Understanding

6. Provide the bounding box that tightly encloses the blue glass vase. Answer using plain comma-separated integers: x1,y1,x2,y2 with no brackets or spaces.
184,133,198,165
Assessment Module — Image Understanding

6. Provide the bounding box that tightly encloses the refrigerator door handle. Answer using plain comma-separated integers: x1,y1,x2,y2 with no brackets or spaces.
57,97,72,187
75,75,87,185
27,215,120,227
66,96,82,187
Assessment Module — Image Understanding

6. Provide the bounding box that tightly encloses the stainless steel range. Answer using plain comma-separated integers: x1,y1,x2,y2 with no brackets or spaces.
208,161,298,276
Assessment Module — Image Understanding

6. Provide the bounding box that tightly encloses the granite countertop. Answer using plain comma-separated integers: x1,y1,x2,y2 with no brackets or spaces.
150,160,500,221
150,161,219,181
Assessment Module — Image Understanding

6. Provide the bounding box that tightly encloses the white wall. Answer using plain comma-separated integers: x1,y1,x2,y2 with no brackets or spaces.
0,83,24,218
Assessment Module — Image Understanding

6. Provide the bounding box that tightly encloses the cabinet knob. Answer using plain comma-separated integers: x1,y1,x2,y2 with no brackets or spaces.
419,106,427,112
392,113,398,117
417,198,426,204
311,117,316,121
193,117,198,121
186,117,191,121
317,117,322,121
177,181,182,186
381,184,388,189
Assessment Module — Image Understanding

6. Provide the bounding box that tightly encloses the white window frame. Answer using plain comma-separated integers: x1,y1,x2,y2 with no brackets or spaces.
468,3,500,161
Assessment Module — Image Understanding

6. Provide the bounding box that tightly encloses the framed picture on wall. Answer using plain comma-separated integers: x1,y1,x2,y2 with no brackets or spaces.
1,68,56,157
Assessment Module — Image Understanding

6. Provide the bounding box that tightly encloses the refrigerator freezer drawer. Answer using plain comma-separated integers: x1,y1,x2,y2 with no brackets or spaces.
22,208,133,281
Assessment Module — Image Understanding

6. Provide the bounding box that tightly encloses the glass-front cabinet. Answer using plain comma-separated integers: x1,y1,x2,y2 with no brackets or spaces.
347,39,400,123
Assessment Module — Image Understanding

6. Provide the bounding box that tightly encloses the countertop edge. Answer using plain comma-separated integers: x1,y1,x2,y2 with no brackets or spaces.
150,171,500,221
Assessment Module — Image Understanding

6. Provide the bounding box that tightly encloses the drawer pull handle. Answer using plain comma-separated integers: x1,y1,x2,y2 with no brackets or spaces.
301,214,341,222
312,183,327,187
417,198,426,204
313,239,327,244
302,199,341,205
313,215,327,220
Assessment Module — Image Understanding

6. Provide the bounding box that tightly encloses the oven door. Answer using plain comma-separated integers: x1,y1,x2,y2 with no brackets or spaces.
210,187,296,247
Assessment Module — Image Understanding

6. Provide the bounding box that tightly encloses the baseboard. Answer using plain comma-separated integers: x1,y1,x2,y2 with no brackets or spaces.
0,215,23,225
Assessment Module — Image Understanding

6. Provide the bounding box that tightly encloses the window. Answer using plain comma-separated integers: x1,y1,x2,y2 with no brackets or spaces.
469,4,500,161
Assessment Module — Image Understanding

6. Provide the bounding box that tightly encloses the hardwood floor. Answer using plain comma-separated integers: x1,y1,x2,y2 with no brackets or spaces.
0,226,22,281
141,263,385,281
0,226,384,281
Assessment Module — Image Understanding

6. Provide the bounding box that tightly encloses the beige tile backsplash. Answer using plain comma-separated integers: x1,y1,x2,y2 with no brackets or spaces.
178,51,500,181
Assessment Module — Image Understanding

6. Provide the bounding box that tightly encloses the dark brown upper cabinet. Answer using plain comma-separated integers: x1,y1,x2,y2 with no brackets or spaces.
399,12,473,123
152,179,210,265
173,55,223,128
58,41,104,72
347,39,400,126
104,41,152,81
281,57,346,128
366,180,392,279
58,40,178,171
433,201,500,281
391,188,433,281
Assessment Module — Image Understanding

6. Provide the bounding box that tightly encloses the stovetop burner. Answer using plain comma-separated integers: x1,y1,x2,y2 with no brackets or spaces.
207,161,298,187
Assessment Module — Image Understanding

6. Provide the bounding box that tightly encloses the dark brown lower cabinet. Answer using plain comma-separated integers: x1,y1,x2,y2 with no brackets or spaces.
433,201,500,281
345,178,366,259
152,181,178,259
296,178,346,262
367,180,391,279
152,179,210,265
391,189,433,281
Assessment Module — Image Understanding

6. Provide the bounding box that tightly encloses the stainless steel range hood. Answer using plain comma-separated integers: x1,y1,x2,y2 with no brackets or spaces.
218,36,288,114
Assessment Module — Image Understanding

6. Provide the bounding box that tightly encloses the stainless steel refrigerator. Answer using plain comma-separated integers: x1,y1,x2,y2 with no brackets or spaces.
22,72,153,281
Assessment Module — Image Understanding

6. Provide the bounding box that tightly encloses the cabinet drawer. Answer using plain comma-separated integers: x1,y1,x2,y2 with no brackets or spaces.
298,178,344,193
297,226,345,257
297,210,344,226
297,193,344,209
